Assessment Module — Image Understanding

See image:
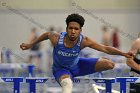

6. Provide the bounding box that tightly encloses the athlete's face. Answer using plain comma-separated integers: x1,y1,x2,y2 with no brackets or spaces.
66,22,82,41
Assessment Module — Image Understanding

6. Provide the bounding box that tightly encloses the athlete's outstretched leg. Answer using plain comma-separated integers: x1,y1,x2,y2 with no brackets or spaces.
95,57,115,72
59,75,73,93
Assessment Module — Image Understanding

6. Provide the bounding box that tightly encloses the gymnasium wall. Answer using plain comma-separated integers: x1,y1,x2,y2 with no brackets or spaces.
0,10,140,51
0,0,140,52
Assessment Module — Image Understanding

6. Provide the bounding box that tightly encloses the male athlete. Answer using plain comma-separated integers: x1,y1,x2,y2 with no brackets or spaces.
20,13,133,93
127,33,140,93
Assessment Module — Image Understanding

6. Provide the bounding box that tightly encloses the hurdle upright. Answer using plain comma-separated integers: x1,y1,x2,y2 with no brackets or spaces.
0,77,23,93
116,77,140,93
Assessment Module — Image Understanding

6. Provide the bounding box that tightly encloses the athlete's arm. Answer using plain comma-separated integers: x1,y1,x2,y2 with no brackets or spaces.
126,39,140,71
81,36,132,58
129,39,140,55
20,31,59,50
127,58,140,71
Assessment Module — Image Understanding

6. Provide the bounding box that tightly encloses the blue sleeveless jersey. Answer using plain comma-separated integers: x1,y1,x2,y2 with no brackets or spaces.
53,32,83,69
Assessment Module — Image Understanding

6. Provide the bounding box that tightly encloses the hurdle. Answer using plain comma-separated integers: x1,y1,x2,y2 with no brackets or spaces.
0,77,23,93
1,77,140,93
26,77,48,93
116,77,140,93
73,77,116,93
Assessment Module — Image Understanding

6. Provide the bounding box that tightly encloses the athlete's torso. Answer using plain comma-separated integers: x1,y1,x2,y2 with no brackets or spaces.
53,32,83,68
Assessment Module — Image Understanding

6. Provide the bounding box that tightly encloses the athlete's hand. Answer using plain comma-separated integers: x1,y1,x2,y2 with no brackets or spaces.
20,43,32,50
124,52,134,58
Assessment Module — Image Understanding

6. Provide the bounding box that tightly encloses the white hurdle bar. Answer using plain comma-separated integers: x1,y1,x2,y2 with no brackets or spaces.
0,77,140,93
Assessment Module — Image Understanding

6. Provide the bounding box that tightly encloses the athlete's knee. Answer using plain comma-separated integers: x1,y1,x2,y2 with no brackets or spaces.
102,58,115,69
107,61,115,69
60,74,70,81
95,58,115,71
60,77,73,93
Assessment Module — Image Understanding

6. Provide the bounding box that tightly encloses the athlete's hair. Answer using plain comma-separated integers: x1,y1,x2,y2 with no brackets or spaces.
66,13,85,28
